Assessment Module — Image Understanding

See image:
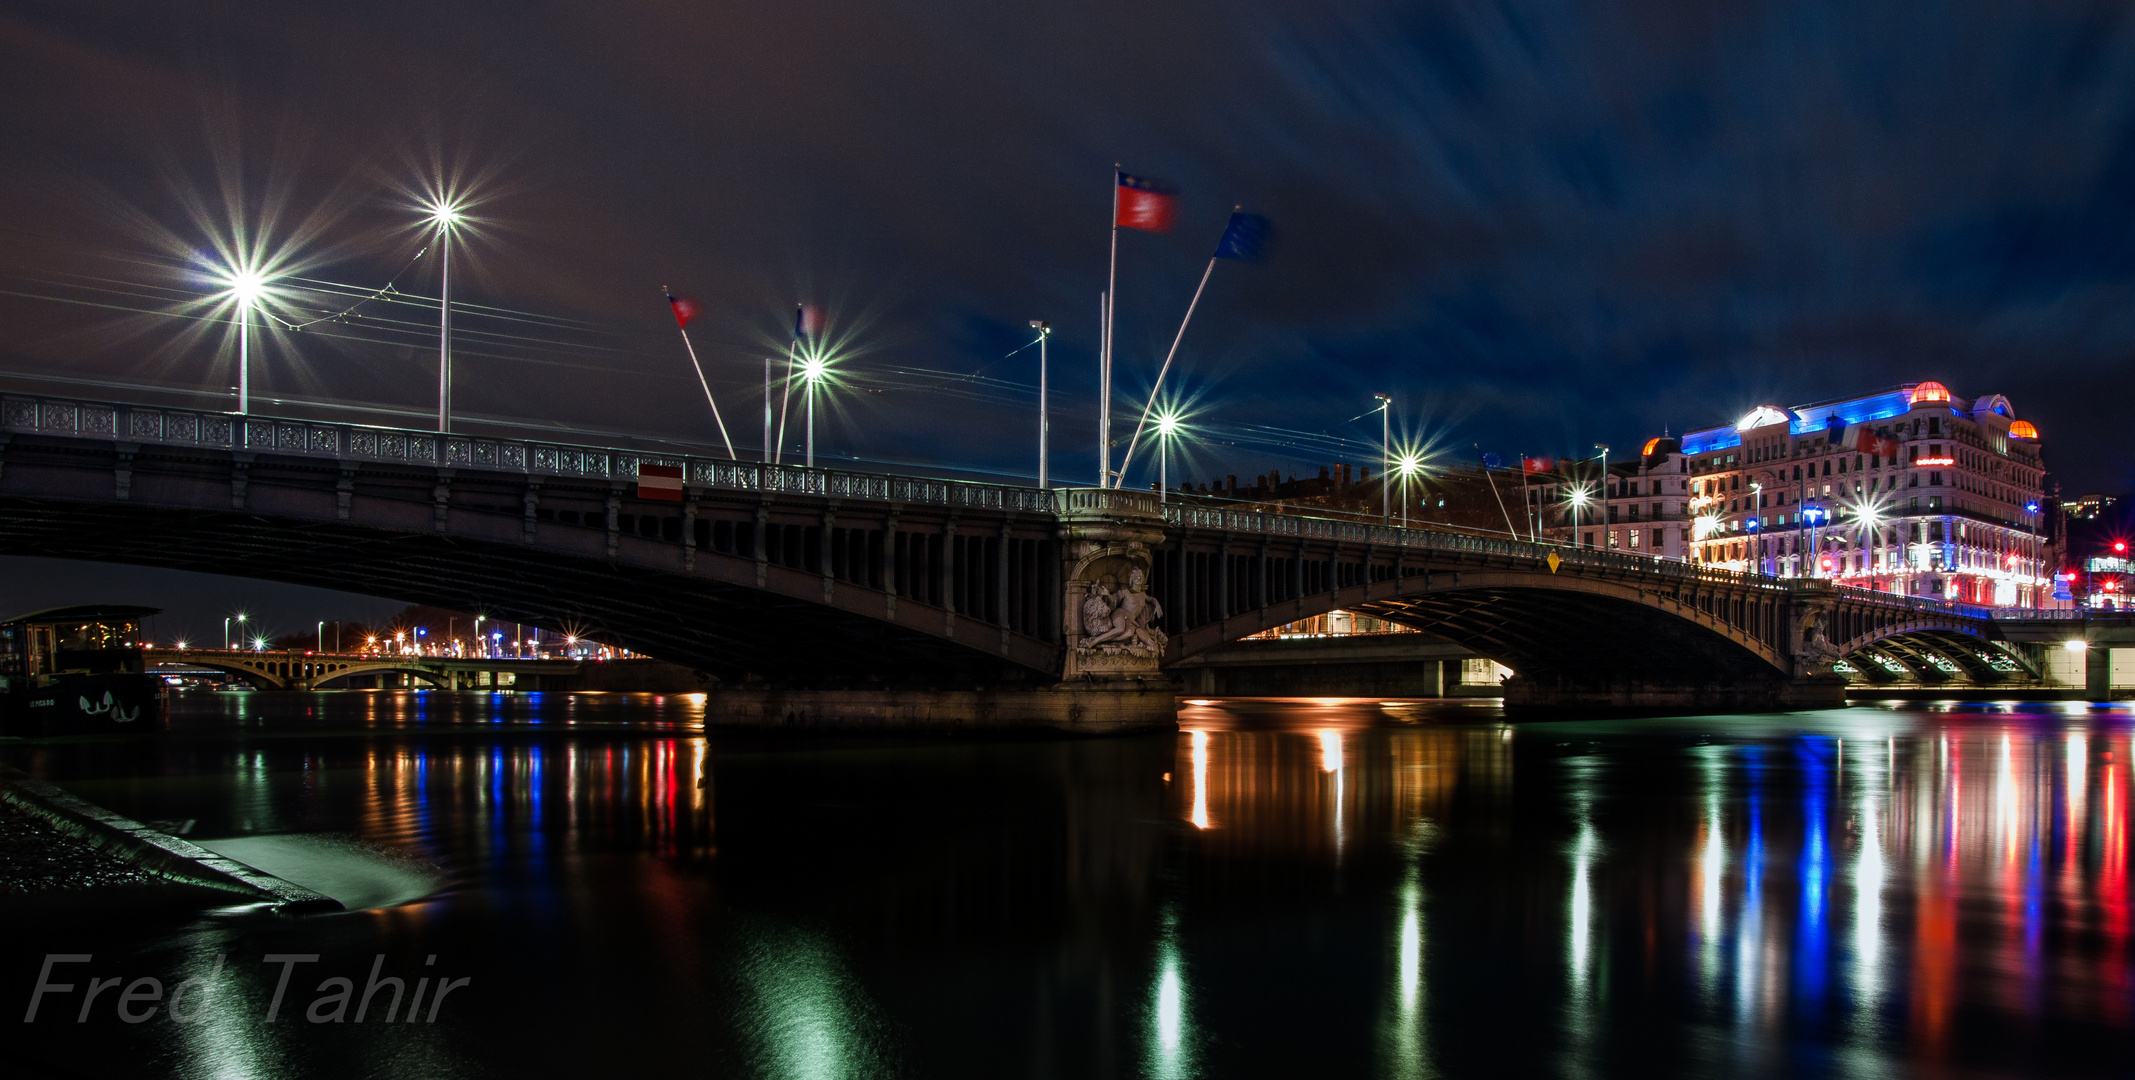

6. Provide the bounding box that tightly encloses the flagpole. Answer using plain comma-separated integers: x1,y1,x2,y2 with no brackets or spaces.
1098,290,1108,485
1476,444,1521,539
762,358,772,463
666,291,735,460
774,324,798,466
1102,165,1119,487
805,377,815,469
1115,253,1216,486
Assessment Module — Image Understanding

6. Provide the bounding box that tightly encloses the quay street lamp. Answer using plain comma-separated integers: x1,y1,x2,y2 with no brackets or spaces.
1569,485,1592,548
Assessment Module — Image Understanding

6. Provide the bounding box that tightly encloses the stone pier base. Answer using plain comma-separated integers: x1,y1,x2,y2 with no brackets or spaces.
698,681,1177,735
1502,674,1849,714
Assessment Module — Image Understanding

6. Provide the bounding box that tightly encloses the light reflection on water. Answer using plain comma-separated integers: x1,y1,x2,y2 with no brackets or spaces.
2,693,2130,1078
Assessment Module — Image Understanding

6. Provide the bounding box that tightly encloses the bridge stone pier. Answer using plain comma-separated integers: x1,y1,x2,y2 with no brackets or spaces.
0,393,2052,731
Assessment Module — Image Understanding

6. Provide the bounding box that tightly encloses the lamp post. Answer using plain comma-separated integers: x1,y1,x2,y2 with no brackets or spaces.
425,199,465,433
799,355,829,469
317,620,324,653
1750,482,1763,573
475,615,486,658
1570,487,1591,548
1031,321,1050,489
225,269,264,416
1155,411,1182,503
1592,444,1610,547
1803,505,1827,578
1375,394,1393,523
1396,454,1420,528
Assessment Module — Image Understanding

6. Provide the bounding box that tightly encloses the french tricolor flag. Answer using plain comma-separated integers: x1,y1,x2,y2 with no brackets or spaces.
637,463,685,502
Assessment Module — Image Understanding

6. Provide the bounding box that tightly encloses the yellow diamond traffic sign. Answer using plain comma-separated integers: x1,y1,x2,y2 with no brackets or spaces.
1547,552,1561,574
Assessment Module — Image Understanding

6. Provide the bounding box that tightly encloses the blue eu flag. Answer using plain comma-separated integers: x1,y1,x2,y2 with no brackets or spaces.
1214,212,1270,261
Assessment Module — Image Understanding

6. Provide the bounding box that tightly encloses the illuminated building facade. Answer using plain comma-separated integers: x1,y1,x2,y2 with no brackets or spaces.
1676,381,2051,606
1523,438,1693,560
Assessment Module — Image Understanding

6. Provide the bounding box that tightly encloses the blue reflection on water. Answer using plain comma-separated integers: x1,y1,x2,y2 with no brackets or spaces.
1796,738,1830,1013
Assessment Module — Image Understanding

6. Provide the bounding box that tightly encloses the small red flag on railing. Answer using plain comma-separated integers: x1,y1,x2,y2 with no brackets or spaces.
637,464,685,502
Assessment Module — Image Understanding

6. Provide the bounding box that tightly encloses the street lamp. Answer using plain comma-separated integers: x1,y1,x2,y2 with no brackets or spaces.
1155,410,1184,503
216,264,269,416
1374,394,1393,523
1749,482,1763,573
1030,321,1051,489
424,197,466,433
1569,485,1592,548
799,355,829,468
1395,453,1422,528
1802,505,1828,578
1592,444,1610,546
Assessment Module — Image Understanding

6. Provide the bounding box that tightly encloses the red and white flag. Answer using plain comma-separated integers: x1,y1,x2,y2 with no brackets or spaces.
666,291,702,329
1841,425,1900,458
1115,172,1178,232
637,463,685,502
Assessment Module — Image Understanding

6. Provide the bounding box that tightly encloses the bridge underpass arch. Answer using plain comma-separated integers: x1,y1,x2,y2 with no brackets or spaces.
1162,566,1797,695
0,499,1060,689
1835,626,2035,686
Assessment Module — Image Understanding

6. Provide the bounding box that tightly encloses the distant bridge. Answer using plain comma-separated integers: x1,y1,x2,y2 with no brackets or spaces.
0,392,2094,722
145,648,582,691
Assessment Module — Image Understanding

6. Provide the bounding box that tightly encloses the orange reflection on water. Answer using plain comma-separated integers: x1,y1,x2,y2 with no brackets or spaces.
1173,705,1487,853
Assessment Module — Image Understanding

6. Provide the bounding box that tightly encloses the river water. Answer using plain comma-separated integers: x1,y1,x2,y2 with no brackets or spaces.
4,692,2131,1079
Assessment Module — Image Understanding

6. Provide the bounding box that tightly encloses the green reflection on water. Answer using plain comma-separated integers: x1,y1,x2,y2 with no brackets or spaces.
736,922,891,1080
1146,903,1194,1079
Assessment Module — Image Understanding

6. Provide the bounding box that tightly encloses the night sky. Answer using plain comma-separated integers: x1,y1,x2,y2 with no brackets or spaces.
3,1,2133,638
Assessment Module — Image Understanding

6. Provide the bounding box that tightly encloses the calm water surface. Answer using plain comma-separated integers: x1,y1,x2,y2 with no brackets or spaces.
5,691,2132,1078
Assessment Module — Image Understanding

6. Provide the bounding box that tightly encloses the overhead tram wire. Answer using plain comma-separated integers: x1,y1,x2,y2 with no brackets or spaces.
7,252,1430,477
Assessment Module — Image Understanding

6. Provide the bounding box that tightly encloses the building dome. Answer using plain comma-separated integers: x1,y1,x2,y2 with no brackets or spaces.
2009,420,2038,439
1909,380,1952,405
1734,405,1793,431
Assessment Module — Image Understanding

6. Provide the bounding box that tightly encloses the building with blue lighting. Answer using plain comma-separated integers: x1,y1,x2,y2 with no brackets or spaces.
1675,381,2051,605
1524,381,2054,607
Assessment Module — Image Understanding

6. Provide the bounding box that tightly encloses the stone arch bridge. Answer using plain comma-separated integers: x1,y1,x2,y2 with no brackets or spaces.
145,648,580,691
0,393,2048,727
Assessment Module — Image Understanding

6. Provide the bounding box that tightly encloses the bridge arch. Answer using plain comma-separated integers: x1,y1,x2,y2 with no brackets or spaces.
0,423,1065,686
149,654,453,690
1834,624,2035,685
1163,563,1797,685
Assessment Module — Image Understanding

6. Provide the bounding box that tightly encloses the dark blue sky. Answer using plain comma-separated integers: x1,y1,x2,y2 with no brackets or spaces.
2,0,2132,633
